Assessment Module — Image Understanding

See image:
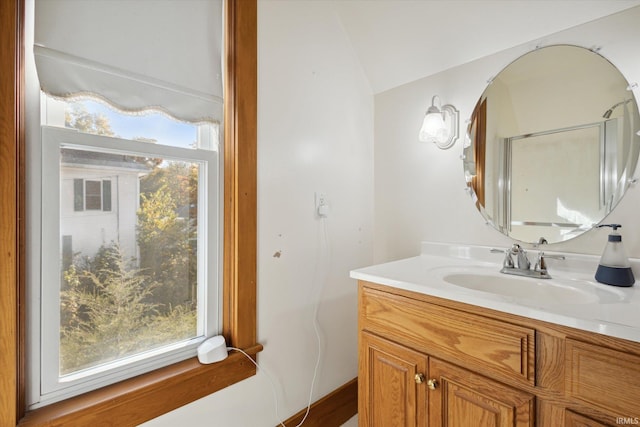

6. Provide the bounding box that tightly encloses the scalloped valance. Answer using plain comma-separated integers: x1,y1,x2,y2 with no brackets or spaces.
34,0,223,124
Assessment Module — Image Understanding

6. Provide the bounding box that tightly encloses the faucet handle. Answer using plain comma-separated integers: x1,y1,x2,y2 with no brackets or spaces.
537,252,566,261
490,248,514,268
534,251,566,274
534,252,548,273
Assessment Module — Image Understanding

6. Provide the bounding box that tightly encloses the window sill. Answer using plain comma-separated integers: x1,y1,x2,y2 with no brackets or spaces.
18,343,263,427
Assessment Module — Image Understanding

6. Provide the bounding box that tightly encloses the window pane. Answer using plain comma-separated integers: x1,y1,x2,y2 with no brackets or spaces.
60,147,200,376
51,98,218,151
84,180,101,210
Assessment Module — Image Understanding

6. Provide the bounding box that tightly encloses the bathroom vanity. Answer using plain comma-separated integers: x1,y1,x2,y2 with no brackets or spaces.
354,32,640,427
352,243,640,427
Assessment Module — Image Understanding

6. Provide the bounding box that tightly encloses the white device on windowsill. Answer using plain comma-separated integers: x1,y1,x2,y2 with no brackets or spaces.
197,335,228,364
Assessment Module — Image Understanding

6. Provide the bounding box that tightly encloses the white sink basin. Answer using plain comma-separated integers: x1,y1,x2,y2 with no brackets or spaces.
437,268,625,305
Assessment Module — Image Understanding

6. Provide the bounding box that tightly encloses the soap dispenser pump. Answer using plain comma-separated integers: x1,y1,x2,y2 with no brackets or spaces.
595,224,635,287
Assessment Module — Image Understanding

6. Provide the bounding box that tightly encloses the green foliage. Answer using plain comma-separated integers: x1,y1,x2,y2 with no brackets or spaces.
137,185,179,243
138,163,198,311
60,244,197,375
140,162,198,210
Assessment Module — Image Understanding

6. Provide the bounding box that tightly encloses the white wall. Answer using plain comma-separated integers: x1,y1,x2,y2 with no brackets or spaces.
374,6,640,262
143,1,373,425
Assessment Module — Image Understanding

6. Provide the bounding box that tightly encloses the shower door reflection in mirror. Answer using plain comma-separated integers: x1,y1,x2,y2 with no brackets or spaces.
503,121,621,243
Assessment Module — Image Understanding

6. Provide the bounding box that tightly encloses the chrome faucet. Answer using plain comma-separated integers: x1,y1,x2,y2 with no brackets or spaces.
491,243,564,279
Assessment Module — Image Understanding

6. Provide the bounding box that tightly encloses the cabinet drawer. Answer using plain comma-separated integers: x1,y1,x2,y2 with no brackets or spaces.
566,339,640,418
360,286,535,385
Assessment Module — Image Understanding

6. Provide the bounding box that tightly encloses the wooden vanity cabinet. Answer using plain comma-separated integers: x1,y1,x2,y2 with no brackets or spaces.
358,281,640,427
360,331,534,427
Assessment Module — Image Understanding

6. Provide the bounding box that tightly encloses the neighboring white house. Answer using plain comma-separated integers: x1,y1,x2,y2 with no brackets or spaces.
40,95,151,268
60,148,150,268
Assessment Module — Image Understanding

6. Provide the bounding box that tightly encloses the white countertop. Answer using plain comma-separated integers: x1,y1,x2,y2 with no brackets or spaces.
351,242,640,343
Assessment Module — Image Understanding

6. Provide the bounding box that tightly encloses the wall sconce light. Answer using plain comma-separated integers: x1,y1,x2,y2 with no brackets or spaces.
418,95,459,149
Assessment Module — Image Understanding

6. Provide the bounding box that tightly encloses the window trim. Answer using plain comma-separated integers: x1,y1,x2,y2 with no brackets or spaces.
0,0,259,424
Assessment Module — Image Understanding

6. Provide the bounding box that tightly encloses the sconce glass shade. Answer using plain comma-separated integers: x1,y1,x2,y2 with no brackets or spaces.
419,95,459,149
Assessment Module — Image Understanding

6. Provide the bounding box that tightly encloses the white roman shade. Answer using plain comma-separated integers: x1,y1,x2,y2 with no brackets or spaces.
34,0,223,124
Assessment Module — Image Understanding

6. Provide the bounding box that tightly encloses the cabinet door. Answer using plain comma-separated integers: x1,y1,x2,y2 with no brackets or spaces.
359,332,428,427
428,358,534,427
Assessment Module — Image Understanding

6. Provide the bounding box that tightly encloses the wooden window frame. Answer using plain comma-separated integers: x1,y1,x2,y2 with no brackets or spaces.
0,0,259,425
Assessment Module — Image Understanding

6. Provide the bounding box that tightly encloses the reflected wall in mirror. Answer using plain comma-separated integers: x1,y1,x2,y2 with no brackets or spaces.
464,45,640,244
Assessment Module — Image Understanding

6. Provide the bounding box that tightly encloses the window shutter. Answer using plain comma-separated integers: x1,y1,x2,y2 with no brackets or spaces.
102,180,111,212
73,179,83,211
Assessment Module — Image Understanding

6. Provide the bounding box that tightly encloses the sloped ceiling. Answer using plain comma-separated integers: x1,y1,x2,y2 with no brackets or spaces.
331,0,640,94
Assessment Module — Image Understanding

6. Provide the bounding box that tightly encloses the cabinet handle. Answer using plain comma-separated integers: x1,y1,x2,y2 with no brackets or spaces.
427,379,438,390
414,373,425,384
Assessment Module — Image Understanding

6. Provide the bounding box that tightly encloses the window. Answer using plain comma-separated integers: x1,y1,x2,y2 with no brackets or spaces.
28,0,226,407
73,178,111,211
1,0,257,425
32,101,219,407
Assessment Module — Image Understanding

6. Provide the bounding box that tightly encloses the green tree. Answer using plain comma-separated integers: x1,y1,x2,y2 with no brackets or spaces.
61,245,158,373
137,182,197,311
65,103,116,136
60,244,197,374
140,162,198,210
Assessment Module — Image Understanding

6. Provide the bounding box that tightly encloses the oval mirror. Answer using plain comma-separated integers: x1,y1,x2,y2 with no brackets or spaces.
464,45,640,244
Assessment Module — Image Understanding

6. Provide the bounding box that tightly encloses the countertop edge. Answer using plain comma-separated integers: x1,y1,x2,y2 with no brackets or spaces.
351,253,640,344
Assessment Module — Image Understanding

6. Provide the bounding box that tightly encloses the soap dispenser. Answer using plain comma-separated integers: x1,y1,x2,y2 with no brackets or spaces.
595,224,635,287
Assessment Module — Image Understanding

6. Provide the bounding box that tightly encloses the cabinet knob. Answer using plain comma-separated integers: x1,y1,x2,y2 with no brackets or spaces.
427,379,438,390
414,373,425,384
